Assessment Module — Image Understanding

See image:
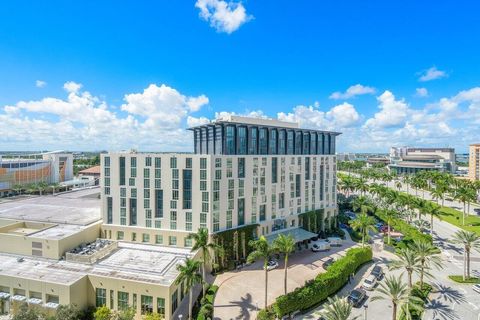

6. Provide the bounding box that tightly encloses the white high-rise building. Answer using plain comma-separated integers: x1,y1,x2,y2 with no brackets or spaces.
100,116,341,249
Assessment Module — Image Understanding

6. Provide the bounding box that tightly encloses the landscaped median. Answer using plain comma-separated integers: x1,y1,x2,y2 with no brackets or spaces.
448,275,480,283
257,247,373,319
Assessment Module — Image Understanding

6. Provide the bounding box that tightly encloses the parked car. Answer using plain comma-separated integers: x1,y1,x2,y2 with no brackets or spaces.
347,288,366,307
362,275,377,291
370,264,384,280
266,260,279,271
322,257,335,269
473,284,480,294
344,211,356,219
327,237,343,246
311,241,331,252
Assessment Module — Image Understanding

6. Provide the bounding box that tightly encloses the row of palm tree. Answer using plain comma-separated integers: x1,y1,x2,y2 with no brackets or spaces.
11,182,63,196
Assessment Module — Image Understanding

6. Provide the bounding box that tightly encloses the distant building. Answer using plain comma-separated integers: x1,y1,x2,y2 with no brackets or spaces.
78,165,101,185
0,152,73,196
469,144,480,181
389,147,456,174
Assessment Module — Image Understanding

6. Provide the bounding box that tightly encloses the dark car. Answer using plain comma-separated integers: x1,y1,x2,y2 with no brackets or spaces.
370,265,384,280
322,257,335,269
347,288,367,307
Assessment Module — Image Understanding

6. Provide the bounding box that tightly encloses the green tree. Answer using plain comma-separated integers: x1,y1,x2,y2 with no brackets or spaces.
94,306,112,320
12,303,42,320
372,275,423,320
175,258,203,320
352,196,373,215
409,240,442,287
425,202,441,233
451,230,480,280
273,234,296,295
383,209,398,245
188,228,218,297
143,313,163,320
247,236,277,308
350,213,376,247
389,248,422,288
116,307,136,320
455,186,472,226
321,296,357,320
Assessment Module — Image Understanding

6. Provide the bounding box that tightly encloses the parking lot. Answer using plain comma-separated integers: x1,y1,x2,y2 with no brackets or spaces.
213,235,358,320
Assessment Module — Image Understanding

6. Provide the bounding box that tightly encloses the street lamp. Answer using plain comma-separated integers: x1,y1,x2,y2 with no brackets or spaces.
363,303,368,320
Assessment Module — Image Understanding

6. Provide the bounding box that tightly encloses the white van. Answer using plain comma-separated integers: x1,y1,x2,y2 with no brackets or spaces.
311,240,331,252
327,237,342,246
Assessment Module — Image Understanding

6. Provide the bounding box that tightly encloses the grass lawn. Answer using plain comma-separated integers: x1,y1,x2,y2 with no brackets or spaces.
448,275,480,283
437,205,480,236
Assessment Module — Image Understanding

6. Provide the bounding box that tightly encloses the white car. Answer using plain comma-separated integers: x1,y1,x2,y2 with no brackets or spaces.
311,241,331,252
473,284,480,294
362,275,377,291
327,237,343,246
266,260,279,271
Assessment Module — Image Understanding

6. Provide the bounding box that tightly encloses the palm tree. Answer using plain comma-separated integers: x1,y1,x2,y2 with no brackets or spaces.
175,258,203,320
273,234,296,295
352,196,373,215
451,230,480,280
425,202,441,233
430,187,444,206
321,296,358,320
351,213,376,247
188,228,218,297
247,236,277,308
394,180,402,192
354,177,369,196
12,184,24,195
372,275,423,320
389,248,422,288
409,240,442,287
455,187,470,226
383,209,398,245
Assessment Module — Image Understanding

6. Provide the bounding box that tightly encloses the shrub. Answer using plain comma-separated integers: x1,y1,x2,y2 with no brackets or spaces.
196,285,219,320
400,282,433,320
272,247,373,317
257,308,276,320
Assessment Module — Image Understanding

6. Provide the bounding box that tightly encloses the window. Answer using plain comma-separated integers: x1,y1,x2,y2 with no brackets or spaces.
185,157,192,168
184,238,192,247
119,156,126,185
226,126,235,154
129,198,137,226
131,157,137,167
157,298,165,316
296,174,301,197
287,131,294,154
260,204,266,221
142,233,150,243
279,193,285,209
107,197,113,224
238,158,245,178
215,125,223,154
183,169,192,209
117,231,124,240
131,167,137,178
170,157,177,168
186,212,192,231
310,132,317,154
118,292,129,310
238,198,245,226
259,128,268,154
170,211,177,230
303,132,310,154
96,288,107,307
200,157,207,169
155,234,163,244
271,157,278,184
169,236,177,246
269,129,277,154
237,126,247,154
155,190,163,218
141,295,153,315
305,157,310,180
226,210,232,229
215,169,221,180
155,157,161,168
249,127,258,154
104,156,110,167
132,232,137,241
131,188,137,198
171,290,178,314
295,131,302,154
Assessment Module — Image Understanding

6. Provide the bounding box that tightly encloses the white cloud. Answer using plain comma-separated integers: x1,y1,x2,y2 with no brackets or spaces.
63,81,82,93
195,0,253,34
329,84,376,100
187,116,210,127
418,66,448,82
35,80,47,88
415,88,428,97
364,91,409,129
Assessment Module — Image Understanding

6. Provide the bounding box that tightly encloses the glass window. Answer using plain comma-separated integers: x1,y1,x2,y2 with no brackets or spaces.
157,298,165,316
169,236,177,246
272,157,278,184
200,157,207,169
238,198,245,225
259,128,268,154
287,131,294,154
226,126,236,154
155,157,161,168
249,127,258,154
95,288,107,307
171,290,178,314
269,129,277,154
237,126,247,155
141,295,153,315
145,157,152,167
295,131,302,154
185,158,192,168
117,231,124,240
119,157,126,186
104,156,110,167
118,291,129,310
142,233,150,243
310,132,317,154
184,237,192,247
238,158,245,178
278,130,286,154
155,234,163,244
170,157,177,169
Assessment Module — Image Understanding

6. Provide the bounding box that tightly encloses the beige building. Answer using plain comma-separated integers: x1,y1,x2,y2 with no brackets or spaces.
0,190,197,320
469,144,480,181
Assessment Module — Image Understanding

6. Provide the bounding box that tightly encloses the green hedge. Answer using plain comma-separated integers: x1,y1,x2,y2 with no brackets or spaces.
448,275,480,283
400,282,432,320
374,209,432,246
196,285,219,320
272,247,373,317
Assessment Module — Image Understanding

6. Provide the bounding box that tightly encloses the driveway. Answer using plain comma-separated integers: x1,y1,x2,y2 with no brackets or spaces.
213,236,357,320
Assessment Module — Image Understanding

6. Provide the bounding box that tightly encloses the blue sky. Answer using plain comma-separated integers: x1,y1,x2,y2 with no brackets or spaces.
0,1,479,152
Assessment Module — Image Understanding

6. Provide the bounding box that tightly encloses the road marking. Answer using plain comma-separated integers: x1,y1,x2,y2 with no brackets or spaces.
469,302,480,311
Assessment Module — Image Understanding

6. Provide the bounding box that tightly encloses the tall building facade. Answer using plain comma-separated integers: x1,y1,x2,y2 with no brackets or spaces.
101,116,340,248
469,144,480,181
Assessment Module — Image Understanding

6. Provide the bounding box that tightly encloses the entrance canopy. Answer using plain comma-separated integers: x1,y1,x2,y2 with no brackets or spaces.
265,227,317,244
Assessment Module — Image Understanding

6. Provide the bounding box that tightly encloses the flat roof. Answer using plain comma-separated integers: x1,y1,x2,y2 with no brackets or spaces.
390,161,440,168
265,227,317,244
0,242,194,286
78,165,101,174
0,189,101,226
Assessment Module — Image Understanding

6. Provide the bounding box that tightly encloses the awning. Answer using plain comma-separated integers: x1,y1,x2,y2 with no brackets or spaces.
11,295,26,302
28,298,43,305
0,292,10,300
265,228,318,244
44,302,59,309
